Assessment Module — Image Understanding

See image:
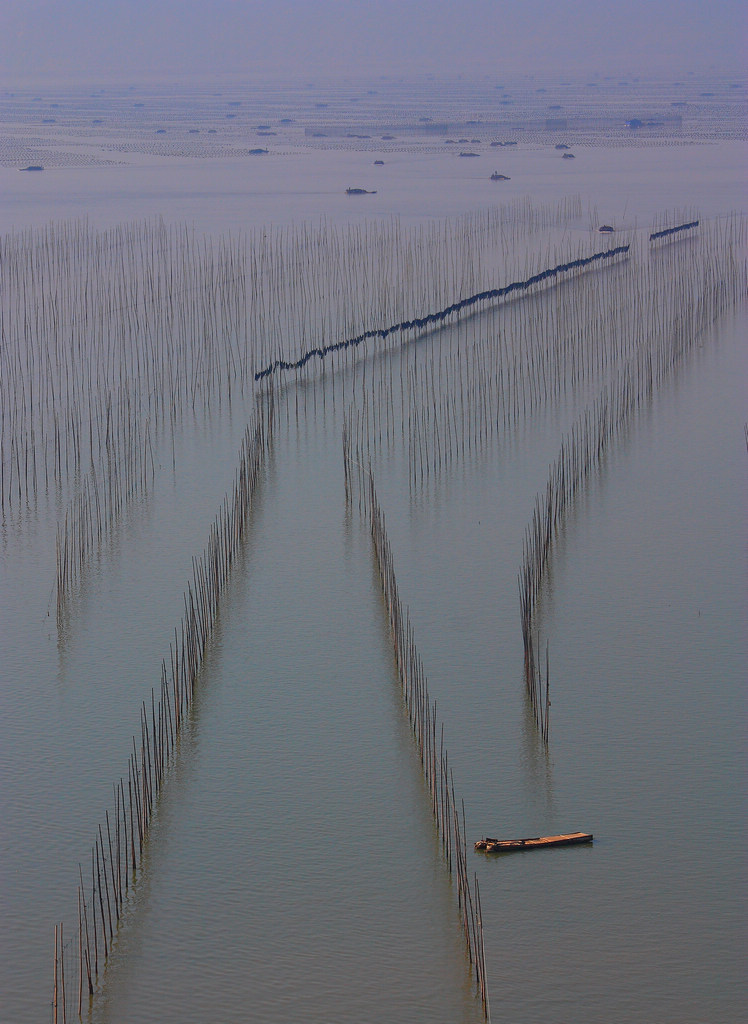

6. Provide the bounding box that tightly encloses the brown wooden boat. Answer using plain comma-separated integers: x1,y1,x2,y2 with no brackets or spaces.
475,831,593,853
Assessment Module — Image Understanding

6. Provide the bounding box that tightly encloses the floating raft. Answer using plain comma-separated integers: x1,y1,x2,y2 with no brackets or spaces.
475,832,593,853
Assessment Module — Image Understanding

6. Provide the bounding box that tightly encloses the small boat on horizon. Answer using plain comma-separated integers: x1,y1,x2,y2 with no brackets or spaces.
475,832,593,852
346,187,377,195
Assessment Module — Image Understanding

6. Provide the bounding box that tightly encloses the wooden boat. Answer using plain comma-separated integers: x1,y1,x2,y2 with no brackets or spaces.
475,831,592,852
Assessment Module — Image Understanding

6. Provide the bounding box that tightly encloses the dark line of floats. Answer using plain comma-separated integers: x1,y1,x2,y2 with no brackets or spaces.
649,220,699,241
254,245,630,380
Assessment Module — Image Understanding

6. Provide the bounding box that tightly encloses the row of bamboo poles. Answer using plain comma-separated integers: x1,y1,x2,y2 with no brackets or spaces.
344,419,490,1020
0,200,586,620
518,215,747,729
265,229,640,485
51,389,274,1023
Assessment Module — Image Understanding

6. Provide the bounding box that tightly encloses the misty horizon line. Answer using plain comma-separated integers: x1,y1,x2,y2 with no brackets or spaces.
1,65,745,96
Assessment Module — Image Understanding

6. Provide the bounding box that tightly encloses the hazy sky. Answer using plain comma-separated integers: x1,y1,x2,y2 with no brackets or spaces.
1,0,745,85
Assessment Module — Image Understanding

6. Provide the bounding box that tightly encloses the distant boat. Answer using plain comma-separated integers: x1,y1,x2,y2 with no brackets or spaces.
346,187,377,195
599,224,615,232
562,152,576,159
459,151,480,157
490,172,510,181
475,832,593,852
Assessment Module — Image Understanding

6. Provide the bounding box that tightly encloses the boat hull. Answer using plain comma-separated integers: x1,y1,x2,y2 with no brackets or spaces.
475,832,593,853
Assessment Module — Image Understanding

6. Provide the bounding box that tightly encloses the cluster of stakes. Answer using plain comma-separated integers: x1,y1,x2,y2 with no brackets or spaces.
344,421,490,1019
0,199,584,617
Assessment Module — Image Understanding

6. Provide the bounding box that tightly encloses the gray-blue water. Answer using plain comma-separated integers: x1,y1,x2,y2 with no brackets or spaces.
0,76,745,1024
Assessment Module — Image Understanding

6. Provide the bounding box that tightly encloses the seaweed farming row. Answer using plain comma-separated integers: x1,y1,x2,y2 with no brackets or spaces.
326,216,744,492
329,242,636,485
51,391,274,1022
254,245,629,379
649,219,699,242
344,421,490,1019
55,414,155,615
518,215,747,729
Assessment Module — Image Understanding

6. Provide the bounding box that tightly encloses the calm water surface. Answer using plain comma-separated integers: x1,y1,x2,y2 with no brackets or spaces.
0,79,745,1023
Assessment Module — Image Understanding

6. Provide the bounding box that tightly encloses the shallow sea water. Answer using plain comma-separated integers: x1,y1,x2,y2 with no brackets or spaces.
0,75,745,1023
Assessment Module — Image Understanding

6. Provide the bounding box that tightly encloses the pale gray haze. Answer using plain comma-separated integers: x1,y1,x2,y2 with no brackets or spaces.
1,0,745,85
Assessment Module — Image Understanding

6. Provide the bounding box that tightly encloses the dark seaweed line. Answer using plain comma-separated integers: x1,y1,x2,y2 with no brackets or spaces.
255,246,630,380
649,220,699,241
